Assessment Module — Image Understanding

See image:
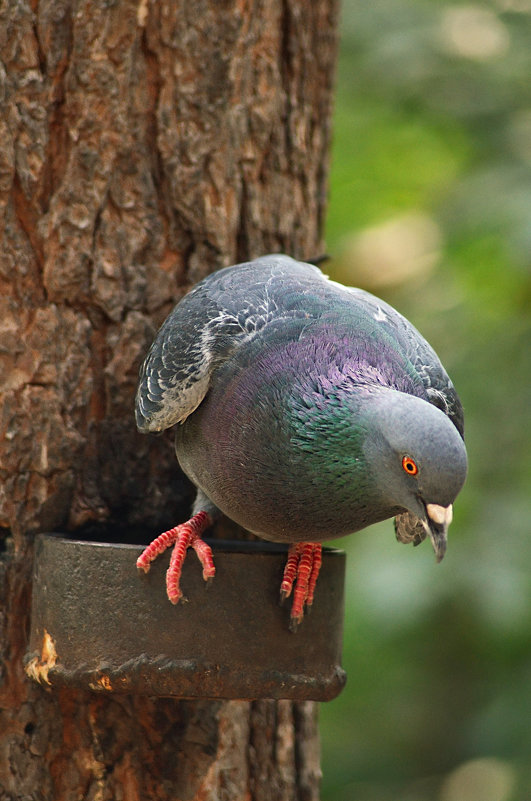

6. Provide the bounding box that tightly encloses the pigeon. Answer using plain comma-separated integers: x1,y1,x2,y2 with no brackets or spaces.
135,254,467,628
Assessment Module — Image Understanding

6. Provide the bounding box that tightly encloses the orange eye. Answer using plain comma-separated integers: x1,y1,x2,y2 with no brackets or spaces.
402,456,419,476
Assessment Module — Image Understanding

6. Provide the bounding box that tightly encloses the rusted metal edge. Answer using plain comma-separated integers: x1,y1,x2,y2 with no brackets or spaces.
24,650,347,701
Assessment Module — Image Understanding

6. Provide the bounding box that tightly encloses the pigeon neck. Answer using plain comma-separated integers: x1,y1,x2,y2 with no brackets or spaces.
287,381,391,502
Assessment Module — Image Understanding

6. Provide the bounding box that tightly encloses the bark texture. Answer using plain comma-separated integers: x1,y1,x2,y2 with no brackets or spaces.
0,0,338,798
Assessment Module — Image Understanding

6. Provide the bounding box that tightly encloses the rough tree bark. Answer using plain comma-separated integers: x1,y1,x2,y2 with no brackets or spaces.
0,1,339,798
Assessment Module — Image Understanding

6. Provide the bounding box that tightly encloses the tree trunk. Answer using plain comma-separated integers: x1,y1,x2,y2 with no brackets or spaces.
0,1,338,798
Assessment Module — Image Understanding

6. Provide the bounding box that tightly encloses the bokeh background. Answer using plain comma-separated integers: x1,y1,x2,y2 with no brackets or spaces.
320,1,531,799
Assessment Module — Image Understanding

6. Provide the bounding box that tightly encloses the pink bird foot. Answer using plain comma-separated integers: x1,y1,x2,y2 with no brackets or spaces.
136,511,215,604
280,542,322,630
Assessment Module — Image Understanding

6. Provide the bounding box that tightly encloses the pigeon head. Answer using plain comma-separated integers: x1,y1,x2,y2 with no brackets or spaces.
363,390,468,560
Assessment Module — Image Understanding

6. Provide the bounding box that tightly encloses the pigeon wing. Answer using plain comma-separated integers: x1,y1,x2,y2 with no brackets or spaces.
135,255,324,432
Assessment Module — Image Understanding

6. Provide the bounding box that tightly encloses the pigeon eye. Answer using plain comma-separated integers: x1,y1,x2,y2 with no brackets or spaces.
402,456,419,476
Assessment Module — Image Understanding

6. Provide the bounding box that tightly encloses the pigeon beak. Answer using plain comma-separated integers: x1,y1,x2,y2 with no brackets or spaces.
423,503,453,563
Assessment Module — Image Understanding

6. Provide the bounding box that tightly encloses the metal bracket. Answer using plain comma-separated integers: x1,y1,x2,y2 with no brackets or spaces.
26,534,346,701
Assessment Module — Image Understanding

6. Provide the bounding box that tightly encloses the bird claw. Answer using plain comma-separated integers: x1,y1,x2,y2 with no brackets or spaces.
289,615,302,634
169,592,189,605
136,511,214,604
280,542,322,629
138,519,322,631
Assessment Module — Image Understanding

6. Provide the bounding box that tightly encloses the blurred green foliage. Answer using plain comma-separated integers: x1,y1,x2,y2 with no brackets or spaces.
321,1,531,799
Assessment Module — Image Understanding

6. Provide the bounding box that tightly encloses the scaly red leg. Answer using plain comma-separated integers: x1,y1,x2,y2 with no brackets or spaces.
280,542,323,630
136,511,215,604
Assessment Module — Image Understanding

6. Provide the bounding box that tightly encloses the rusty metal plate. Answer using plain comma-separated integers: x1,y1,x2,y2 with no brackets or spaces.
26,534,346,701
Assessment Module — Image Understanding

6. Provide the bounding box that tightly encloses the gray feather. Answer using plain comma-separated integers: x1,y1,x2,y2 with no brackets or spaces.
136,255,464,439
